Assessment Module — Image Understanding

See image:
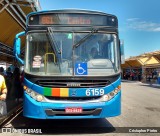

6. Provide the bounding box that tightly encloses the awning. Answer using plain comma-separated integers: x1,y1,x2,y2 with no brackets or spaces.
122,50,160,69
0,0,41,62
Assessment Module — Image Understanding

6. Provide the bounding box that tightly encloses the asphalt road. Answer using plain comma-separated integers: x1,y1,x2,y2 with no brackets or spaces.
1,81,160,136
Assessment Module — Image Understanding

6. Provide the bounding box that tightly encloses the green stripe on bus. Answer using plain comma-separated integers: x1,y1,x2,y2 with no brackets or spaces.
44,87,52,96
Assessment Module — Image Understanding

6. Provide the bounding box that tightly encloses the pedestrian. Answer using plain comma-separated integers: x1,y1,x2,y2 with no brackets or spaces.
0,74,7,116
130,72,134,80
0,67,6,77
138,71,141,81
123,72,126,79
5,67,13,100
12,67,23,102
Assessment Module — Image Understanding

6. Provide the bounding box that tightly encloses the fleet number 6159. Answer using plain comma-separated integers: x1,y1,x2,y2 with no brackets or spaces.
86,89,104,96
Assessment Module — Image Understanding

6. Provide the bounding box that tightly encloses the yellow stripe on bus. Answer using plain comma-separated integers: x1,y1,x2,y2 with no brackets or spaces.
60,88,69,97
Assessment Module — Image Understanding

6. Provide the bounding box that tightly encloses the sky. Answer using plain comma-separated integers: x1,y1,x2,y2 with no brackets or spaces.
39,0,160,58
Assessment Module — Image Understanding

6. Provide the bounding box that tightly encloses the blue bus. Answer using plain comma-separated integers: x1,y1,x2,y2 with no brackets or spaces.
14,9,122,119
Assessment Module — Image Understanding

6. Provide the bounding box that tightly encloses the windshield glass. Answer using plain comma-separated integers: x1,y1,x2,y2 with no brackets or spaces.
25,32,120,76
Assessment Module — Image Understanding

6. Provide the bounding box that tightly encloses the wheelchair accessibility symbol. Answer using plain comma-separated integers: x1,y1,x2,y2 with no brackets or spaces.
75,63,88,75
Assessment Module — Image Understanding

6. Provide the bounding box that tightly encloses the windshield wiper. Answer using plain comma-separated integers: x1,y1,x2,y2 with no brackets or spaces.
73,28,98,48
47,27,62,72
48,27,61,54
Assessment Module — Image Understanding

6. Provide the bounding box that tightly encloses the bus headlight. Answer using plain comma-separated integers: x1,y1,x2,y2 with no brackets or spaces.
100,85,121,102
26,88,31,93
102,95,110,101
114,88,119,94
36,95,43,102
31,91,36,98
24,86,44,102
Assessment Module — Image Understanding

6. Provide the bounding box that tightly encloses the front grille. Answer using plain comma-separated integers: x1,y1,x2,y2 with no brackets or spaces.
36,80,110,88
45,96,101,101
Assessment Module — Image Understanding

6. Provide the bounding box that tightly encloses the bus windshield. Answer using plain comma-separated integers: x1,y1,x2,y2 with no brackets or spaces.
25,31,120,76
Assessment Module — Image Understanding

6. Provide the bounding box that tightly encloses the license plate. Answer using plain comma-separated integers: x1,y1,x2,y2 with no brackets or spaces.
65,107,82,114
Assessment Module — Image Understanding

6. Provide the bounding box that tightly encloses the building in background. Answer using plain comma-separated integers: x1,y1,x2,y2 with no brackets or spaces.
121,50,160,84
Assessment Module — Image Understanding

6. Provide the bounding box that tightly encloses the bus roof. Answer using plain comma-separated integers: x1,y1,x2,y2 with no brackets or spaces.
27,9,117,19
26,9,118,28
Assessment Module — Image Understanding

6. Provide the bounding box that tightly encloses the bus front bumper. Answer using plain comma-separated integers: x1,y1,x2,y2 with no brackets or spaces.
23,92,121,119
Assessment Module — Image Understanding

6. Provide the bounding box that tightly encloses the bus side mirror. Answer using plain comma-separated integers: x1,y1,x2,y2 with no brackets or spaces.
120,40,125,64
16,38,21,55
14,31,25,65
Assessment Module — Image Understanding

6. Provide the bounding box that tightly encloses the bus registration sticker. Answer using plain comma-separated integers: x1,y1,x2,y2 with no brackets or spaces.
65,107,82,114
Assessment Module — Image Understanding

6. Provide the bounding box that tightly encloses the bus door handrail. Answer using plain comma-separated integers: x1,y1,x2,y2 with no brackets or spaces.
44,53,56,74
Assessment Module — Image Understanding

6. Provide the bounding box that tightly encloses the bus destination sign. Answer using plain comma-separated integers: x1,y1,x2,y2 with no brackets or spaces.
28,13,117,27
40,15,91,25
